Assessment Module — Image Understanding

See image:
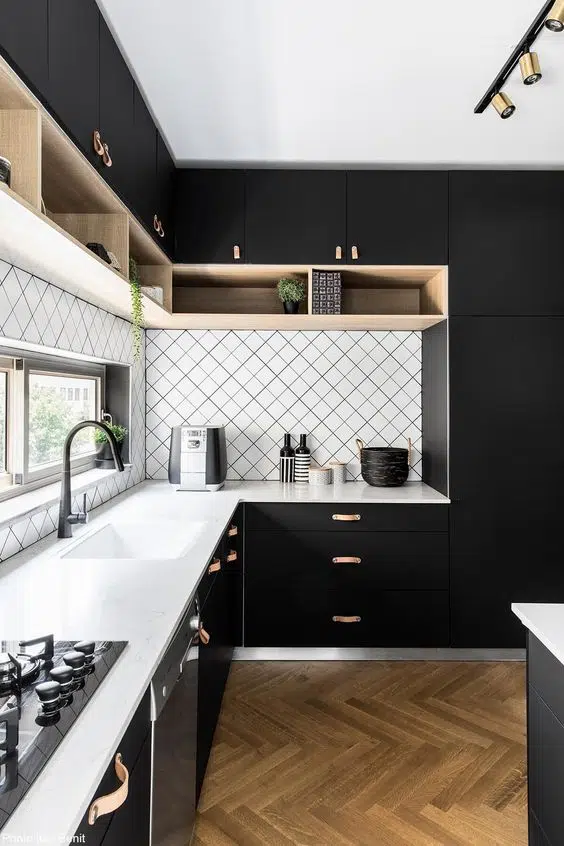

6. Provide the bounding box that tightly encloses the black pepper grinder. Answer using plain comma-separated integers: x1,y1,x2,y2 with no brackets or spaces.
279,434,295,483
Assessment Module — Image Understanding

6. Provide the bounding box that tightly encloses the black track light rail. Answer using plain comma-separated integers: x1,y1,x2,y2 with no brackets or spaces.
474,0,553,113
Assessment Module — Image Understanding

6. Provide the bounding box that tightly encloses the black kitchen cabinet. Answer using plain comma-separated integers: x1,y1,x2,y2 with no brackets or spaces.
346,171,448,265
98,16,136,210
74,690,151,845
197,548,234,801
156,133,175,256
246,503,448,533
175,169,246,263
245,529,449,647
449,317,564,647
132,87,158,235
449,171,564,316
48,0,100,167
0,1,49,102
245,170,346,264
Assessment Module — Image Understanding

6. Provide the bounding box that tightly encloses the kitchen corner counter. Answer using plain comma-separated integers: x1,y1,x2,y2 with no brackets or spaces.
512,603,564,666
0,478,448,842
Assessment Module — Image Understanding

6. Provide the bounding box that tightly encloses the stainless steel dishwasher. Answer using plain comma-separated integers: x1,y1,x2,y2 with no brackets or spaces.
150,598,200,846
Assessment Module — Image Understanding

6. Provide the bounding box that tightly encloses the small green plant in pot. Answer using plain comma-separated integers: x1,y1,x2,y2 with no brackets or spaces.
277,277,305,314
129,257,144,362
94,423,128,469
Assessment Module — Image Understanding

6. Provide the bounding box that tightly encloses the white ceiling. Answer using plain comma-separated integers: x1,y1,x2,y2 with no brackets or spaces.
98,0,564,166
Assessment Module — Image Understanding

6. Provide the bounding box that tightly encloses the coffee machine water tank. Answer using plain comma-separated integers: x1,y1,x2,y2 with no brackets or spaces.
168,426,227,491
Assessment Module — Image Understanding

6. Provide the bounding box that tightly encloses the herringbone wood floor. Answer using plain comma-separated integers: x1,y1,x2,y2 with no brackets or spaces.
194,662,527,846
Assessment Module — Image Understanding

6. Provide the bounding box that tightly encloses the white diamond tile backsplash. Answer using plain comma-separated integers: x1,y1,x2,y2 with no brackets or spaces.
146,330,422,481
0,260,145,565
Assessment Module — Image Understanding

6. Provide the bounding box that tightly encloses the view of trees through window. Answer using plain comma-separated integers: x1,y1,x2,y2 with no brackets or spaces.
0,371,6,474
29,373,97,469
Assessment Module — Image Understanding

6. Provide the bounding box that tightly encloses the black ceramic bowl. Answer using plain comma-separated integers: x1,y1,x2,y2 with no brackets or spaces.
359,447,409,487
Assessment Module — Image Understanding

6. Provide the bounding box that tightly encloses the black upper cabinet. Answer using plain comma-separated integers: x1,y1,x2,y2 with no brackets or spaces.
175,170,246,263
132,87,158,233
245,170,346,264
99,16,136,209
0,0,49,102
346,171,448,265
156,133,175,257
450,171,564,316
48,0,100,167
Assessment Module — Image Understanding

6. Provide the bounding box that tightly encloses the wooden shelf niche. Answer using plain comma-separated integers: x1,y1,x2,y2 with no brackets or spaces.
169,264,447,330
0,62,41,210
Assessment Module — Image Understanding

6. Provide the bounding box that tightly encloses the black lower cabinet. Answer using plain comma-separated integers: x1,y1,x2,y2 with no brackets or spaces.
74,690,151,845
245,529,449,647
527,635,564,846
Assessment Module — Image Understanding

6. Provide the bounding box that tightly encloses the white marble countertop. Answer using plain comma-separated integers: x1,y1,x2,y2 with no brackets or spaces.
0,478,448,842
512,603,564,665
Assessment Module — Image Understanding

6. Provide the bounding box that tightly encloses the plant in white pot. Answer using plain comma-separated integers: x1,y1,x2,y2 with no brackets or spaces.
277,277,306,314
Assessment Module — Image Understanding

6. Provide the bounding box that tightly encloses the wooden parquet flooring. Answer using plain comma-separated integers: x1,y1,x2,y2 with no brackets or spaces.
194,661,527,846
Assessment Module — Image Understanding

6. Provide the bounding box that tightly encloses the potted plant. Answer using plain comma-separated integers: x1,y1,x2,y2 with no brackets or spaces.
129,257,144,362
94,423,128,468
277,277,305,314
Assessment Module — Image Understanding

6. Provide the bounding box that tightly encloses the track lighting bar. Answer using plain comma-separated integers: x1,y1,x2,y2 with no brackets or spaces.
474,0,553,114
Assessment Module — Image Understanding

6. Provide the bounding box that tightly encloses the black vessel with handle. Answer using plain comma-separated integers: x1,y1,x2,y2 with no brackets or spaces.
356,437,411,487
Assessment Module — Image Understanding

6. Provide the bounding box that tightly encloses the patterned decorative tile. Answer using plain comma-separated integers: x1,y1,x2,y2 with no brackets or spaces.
146,329,422,482
0,261,146,566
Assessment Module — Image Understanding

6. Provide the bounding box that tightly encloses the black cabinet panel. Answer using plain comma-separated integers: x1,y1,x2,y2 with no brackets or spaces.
529,634,564,729
48,0,100,166
449,171,564,316
100,731,151,846
133,87,158,234
346,171,448,265
449,317,564,647
529,813,552,846
99,16,136,210
246,170,346,264
175,169,246,263
0,1,49,101
156,133,175,257
246,503,448,532
528,686,564,846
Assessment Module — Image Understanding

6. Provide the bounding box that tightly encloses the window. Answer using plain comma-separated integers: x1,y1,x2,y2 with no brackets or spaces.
0,350,106,500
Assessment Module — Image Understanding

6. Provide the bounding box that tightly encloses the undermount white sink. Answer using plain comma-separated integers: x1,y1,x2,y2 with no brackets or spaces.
61,520,205,560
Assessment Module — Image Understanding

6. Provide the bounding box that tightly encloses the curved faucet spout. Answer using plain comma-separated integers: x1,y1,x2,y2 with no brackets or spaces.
58,420,125,539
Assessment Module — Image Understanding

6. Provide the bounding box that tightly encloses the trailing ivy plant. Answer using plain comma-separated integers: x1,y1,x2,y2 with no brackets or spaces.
129,257,144,362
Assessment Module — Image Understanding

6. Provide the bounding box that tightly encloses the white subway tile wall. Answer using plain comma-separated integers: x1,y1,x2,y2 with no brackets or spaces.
146,329,422,481
0,260,145,565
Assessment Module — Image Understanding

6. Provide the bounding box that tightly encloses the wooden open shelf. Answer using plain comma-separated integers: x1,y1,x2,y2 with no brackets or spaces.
170,264,447,330
0,56,172,325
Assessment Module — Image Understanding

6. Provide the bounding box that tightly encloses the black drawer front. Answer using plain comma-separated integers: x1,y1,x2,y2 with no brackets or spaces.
529,633,564,727
245,588,449,647
305,531,448,591
245,503,448,532
529,813,551,846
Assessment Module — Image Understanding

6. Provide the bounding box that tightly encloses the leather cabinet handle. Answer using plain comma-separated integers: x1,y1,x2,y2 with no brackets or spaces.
153,214,160,232
335,245,342,260
227,550,237,563
228,525,238,537
158,220,165,238
208,558,221,574
332,615,361,624
88,754,129,824
199,625,211,645
92,130,105,156
351,245,359,260
102,142,112,167
233,245,241,260
332,556,361,564
332,514,361,521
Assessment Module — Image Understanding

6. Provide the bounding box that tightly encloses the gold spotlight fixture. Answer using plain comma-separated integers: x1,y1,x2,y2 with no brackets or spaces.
491,92,516,119
545,0,564,31
474,1,558,119
520,51,542,84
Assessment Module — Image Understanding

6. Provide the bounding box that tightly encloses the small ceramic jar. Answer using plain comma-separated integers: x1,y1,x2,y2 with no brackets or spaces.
329,461,347,484
309,467,332,485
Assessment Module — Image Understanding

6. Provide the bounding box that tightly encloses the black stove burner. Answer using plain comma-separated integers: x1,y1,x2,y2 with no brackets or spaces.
0,636,126,832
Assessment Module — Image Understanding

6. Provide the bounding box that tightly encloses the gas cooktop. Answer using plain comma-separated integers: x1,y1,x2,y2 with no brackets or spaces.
0,635,127,830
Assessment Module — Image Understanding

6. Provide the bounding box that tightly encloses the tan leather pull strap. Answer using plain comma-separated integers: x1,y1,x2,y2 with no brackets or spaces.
88,754,129,825
332,514,361,522
102,142,112,167
199,626,211,645
227,550,237,563
208,558,221,574
92,130,104,156
228,525,238,537
332,615,361,623
233,245,241,260
332,556,361,564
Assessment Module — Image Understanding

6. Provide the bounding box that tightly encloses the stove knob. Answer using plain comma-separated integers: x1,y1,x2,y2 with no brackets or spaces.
62,650,86,672
50,665,74,690
74,641,96,663
36,680,61,711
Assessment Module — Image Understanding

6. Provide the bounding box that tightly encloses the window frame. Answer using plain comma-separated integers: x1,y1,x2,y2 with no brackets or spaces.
0,349,106,503
0,356,13,491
